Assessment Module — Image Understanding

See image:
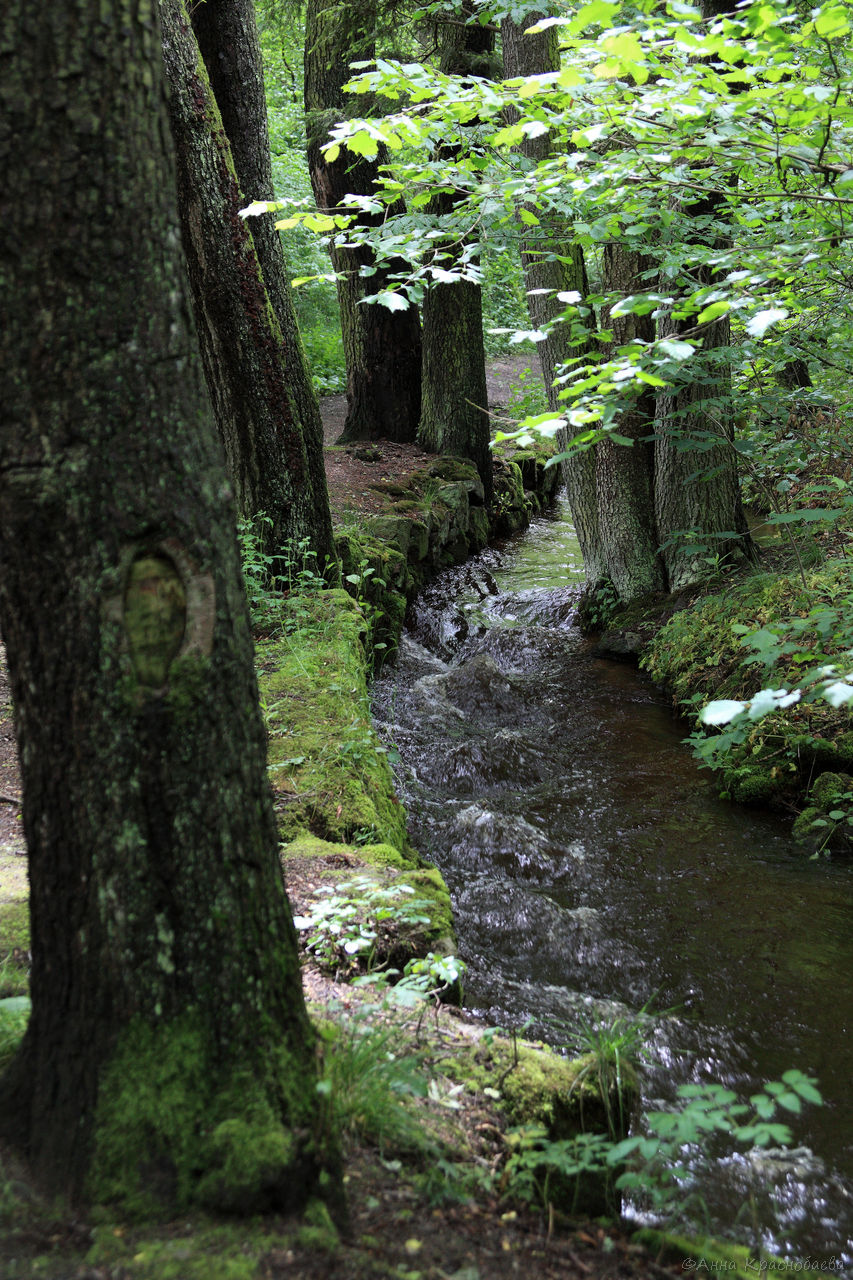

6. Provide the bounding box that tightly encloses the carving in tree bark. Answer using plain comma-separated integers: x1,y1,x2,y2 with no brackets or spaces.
0,0,342,1214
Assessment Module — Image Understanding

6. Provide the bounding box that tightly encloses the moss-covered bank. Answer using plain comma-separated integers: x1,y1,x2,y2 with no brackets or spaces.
600,553,853,848
332,441,561,662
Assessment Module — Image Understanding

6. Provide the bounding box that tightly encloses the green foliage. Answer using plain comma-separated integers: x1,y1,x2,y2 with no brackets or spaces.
608,1071,822,1228
238,514,330,633
498,1067,822,1235
354,950,466,1009
566,1009,647,1141
643,558,853,825
297,0,853,533
293,876,432,973
317,1003,430,1153
504,366,548,422
0,995,29,1072
501,1123,613,1215
258,15,346,393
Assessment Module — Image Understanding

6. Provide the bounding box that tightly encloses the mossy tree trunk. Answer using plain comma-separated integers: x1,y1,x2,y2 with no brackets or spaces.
0,0,341,1216
419,5,494,502
501,11,601,581
161,0,338,576
191,0,335,563
304,0,422,443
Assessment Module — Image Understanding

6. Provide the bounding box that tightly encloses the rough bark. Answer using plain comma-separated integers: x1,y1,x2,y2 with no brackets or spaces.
653,0,752,590
161,0,338,576
501,11,601,581
304,0,422,443
419,4,494,501
597,245,665,600
0,0,340,1215
191,0,334,557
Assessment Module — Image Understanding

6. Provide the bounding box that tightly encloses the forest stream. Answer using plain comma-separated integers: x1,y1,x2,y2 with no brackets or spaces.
372,496,853,1267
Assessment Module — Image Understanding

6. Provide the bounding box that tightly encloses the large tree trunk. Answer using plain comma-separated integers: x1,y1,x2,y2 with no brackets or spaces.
0,0,340,1216
419,4,494,501
501,12,601,580
304,0,422,443
191,0,334,558
161,0,338,576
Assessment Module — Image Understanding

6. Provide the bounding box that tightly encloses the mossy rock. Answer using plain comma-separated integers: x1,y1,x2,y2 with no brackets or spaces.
280,836,455,972
441,1034,635,1218
809,769,853,809
792,771,853,853
724,765,779,805
258,593,410,852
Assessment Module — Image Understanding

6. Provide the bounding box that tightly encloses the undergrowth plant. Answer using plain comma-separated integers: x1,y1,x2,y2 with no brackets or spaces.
293,877,432,975
316,1001,431,1154
608,1071,823,1237
238,514,329,632
498,1066,822,1244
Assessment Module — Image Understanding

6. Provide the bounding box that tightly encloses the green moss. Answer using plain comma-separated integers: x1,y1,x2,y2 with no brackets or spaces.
632,1228,781,1280
442,1035,632,1139
642,556,853,819
86,1221,291,1279
0,896,28,957
295,1198,339,1253
725,766,778,805
809,770,852,809
88,1013,317,1218
258,591,410,853
281,832,406,870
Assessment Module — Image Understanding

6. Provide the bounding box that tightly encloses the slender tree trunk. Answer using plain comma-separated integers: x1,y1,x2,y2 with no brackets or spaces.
596,245,665,599
304,0,422,443
161,0,338,576
501,11,601,580
654,0,753,589
191,0,334,555
0,0,340,1215
419,4,493,501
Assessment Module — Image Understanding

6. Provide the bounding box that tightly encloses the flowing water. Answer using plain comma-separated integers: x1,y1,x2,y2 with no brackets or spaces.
372,497,853,1266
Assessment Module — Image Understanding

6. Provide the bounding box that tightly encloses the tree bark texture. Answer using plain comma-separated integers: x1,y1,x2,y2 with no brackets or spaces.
653,0,752,589
501,12,602,582
419,4,493,501
304,0,422,443
191,0,335,561
161,0,338,575
596,245,665,600
0,0,339,1214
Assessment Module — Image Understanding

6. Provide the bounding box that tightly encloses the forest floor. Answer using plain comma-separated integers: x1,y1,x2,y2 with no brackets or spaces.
0,358,712,1278
321,355,532,520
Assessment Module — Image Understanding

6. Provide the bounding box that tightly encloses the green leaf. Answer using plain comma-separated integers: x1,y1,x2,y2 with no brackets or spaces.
348,129,380,159
697,299,730,324
815,6,850,37
657,339,695,361
746,308,789,338
376,292,410,311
